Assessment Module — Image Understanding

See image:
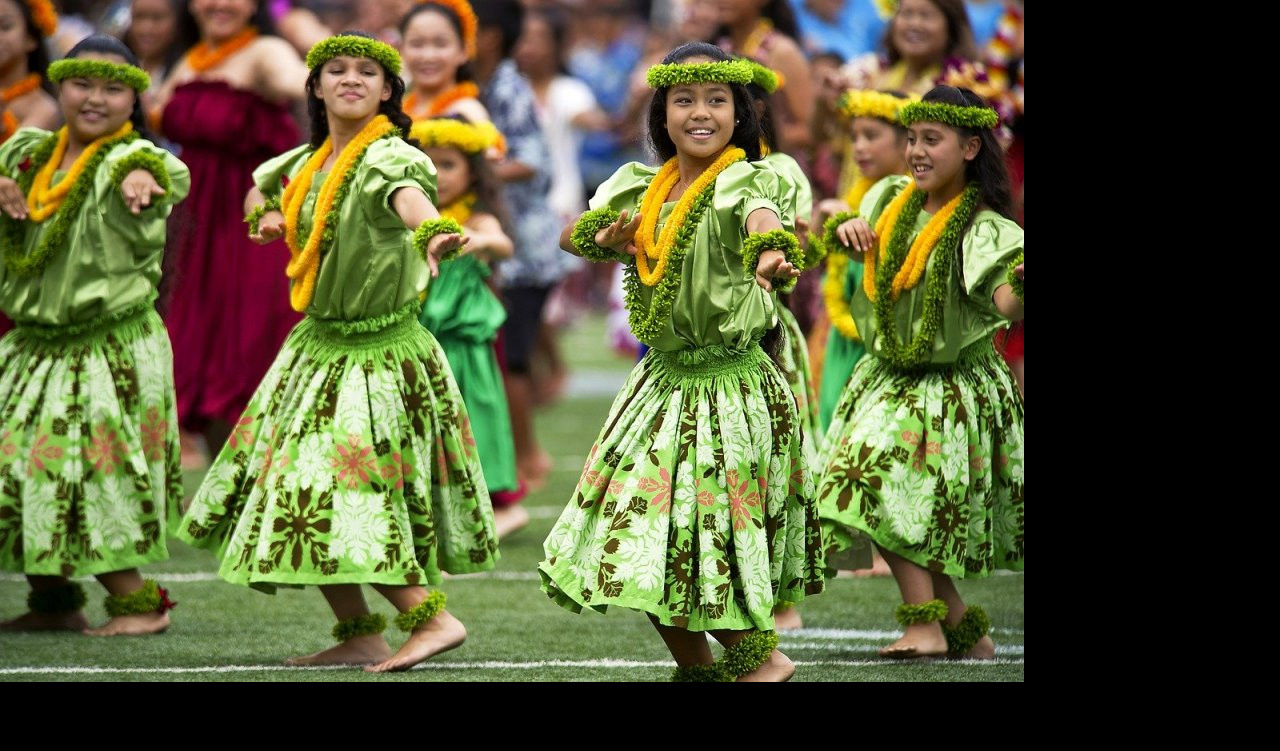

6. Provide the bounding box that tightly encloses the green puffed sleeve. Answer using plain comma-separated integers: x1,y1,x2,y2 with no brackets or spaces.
710,160,786,253
961,211,1023,318
0,128,51,176
858,174,911,225
586,161,657,216
357,137,437,229
251,144,312,200
761,152,811,232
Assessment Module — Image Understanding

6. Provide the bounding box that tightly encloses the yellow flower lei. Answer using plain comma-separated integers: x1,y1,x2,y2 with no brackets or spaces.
823,177,874,340
282,114,397,312
26,122,133,222
634,146,745,286
438,192,475,225
864,180,966,302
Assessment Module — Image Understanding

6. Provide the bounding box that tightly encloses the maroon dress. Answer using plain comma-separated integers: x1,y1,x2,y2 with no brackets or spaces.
161,80,303,428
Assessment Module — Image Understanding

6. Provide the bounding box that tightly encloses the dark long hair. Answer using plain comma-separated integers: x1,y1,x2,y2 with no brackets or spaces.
304,32,414,149
10,0,52,86
884,0,979,66
399,2,475,83
60,34,159,143
745,80,777,153
645,42,763,162
713,0,800,44
919,85,1012,220
176,0,278,58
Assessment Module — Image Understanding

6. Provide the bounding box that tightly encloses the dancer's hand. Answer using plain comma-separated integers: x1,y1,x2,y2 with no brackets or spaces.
426,232,470,277
0,177,27,220
250,211,286,244
120,169,166,215
594,209,642,256
835,216,877,254
755,249,800,292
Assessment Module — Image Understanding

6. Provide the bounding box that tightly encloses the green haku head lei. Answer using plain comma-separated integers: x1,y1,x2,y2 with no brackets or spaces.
48,59,151,92
645,59,754,89
742,59,782,94
305,35,402,76
900,100,999,130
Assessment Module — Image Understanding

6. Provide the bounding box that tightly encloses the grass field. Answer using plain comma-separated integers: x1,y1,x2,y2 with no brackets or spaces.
0,315,1024,681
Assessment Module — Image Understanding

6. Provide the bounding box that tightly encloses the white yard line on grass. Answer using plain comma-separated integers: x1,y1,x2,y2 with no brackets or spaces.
0,657,1023,675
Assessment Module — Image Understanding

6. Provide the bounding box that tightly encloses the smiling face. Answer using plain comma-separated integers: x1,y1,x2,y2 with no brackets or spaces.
892,0,948,65
58,52,138,144
664,57,736,162
402,8,468,92
906,119,978,197
851,116,906,182
315,54,391,122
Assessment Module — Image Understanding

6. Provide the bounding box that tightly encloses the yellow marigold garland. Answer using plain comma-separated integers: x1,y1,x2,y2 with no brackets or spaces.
864,181,967,301
27,122,133,221
634,146,745,286
281,114,398,312
823,177,873,340
438,192,475,225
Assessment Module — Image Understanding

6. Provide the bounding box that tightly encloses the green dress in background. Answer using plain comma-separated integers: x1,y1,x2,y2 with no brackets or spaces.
817,175,1025,577
539,161,825,632
419,242,518,497
179,136,499,591
0,128,190,576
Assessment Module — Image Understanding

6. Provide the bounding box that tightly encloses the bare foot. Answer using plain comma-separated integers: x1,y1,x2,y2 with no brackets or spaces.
518,451,553,493
365,609,466,673
880,623,947,659
493,505,530,539
0,610,91,632
772,605,803,631
284,633,392,666
950,634,996,660
84,612,171,636
736,649,795,682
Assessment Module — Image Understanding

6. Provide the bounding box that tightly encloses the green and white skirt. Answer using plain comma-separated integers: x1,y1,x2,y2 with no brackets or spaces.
776,304,820,465
816,342,1024,578
539,342,825,632
178,302,499,592
0,300,181,576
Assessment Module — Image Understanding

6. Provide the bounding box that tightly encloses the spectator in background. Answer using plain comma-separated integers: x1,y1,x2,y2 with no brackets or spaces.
715,0,813,153
124,0,191,116
789,0,885,61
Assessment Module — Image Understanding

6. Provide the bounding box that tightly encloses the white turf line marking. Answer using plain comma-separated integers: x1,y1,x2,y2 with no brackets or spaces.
0,658,1023,675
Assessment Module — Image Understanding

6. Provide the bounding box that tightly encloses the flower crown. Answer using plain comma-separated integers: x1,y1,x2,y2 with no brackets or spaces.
646,59,754,89
25,0,58,38
305,35,402,76
416,0,478,58
899,100,1000,130
741,59,783,93
837,89,916,123
48,59,151,92
410,118,502,154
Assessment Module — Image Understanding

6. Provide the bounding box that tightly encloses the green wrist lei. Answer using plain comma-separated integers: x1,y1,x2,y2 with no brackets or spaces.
104,579,175,617
717,630,778,677
671,664,733,682
942,605,991,656
245,196,282,236
743,229,803,293
895,599,948,626
395,590,446,632
1006,250,1023,303
413,217,465,263
1,127,140,276
821,211,859,256
109,150,172,195
332,613,387,642
571,207,628,262
645,60,754,88
28,582,87,613
900,101,999,130
48,59,151,92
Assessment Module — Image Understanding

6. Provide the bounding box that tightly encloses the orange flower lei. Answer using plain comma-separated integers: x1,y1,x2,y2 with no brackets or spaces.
1,74,42,142
823,177,874,340
281,114,398,311
185,27,258,73
26,122,133,222
634,146,745,286
404,81,480,119
864,180,966,301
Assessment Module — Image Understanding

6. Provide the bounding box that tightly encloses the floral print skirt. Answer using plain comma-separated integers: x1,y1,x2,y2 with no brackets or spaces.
0,301,181,576
178,302,498,592
539,342,825,632
816,342,1024,578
